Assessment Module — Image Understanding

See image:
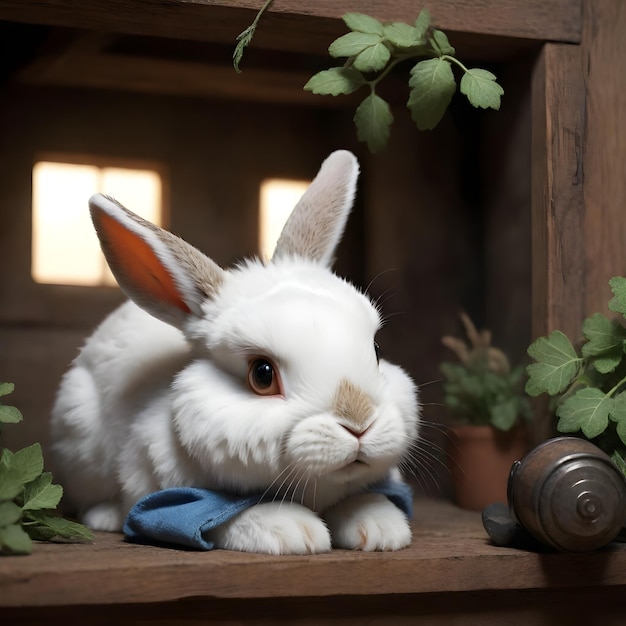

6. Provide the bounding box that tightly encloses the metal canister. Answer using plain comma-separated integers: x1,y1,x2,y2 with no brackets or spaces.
507,437,626,552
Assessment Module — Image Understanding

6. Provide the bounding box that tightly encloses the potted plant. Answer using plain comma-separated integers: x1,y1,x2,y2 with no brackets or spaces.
525,276,626,476
441,313,532,510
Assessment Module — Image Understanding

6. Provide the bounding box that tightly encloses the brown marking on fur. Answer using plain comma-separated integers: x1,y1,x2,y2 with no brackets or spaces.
300,522,316,549
332,379,374,431
158,228,225,300
357,526,368,549
272,151,358,266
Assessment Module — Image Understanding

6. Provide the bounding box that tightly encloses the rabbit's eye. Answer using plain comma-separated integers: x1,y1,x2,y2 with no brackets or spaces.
247,358,283,396
374,341,380,364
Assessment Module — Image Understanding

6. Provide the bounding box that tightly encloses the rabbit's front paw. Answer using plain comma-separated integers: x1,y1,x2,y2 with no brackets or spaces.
325,493,411,551
208,502,331,555
82,502,124,531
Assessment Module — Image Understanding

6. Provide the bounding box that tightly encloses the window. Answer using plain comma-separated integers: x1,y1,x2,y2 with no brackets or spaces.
32,158,164,286
259,178,310,261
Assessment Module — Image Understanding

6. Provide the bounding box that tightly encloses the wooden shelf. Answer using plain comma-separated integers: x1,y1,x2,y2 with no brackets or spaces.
1,498,625,614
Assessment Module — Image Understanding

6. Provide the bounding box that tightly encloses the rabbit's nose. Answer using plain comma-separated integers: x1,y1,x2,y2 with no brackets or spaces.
340,423,372,439
332,379,374,431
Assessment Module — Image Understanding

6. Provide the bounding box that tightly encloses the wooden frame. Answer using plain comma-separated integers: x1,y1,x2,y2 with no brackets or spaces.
2,1,626,622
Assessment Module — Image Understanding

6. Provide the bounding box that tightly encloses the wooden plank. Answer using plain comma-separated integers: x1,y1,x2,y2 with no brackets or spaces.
530,43,586,441
530,43,586,343
5,588,626,626
0,0,582,56
1,498,625,607
18,49,339,107
580,0,626,316
529,0,626,439
531,0,626,338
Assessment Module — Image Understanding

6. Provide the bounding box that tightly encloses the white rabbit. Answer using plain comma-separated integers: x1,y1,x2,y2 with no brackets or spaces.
50,150,420,554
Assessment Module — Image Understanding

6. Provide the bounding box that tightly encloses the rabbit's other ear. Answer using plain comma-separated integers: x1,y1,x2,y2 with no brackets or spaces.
272,150,359,267
89,194,226,329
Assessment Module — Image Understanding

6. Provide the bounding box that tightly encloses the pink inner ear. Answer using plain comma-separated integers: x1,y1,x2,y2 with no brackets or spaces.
96,211,191,315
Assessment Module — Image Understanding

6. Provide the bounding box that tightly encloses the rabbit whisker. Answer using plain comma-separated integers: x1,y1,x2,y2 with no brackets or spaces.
372,287,398,314
290,466,310,507
365,267,398,295
276,462,305,509
416,378,443,388
256,461,299,505
406,439,450,473
279,463,307,509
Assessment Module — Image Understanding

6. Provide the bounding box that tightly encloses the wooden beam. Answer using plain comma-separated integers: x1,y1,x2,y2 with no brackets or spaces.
17,44,340,106
0,0,582,58
530,42,586,443
531,0,626,339
580,0,626,316
530,43,586,344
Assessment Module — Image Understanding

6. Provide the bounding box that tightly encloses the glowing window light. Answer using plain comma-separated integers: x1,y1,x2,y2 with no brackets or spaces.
32,161,162,286
259,178,310,261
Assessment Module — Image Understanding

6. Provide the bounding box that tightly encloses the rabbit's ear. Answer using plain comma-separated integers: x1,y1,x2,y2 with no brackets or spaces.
89,194,226,329
272,150,359,266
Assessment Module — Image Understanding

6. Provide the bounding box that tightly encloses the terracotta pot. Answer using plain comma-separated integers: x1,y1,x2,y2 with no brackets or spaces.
446,424,529,511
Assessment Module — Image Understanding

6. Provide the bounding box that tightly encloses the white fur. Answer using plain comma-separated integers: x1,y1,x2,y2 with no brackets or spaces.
50,151,420,554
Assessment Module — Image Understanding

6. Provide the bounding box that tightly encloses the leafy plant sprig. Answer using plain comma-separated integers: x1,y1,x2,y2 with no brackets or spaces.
233,0,275,73
441,313,532,431
304,10,504,153
526,277,626,475
0,383,93,555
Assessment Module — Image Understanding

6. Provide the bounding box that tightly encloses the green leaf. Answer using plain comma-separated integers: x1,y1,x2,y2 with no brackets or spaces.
610,392,626,423
0,382,15,398
429,30,455,56
5,443,44,484
25,511,94,542
232,0,274,73
304,67,366,96
490,399,517,431
609,276,626,317
233,25,254,73
22,473,63,511
460,68,504,110
383,22,423,48
611,451,626,476
556,387,612,439
0,523,32,555
329,32,383,59
24,524,57,542
581,313,626,373
407,58,456,130
440,362,466,383
0,465,23,500
0,501,22,527
0,404,23,424
0,448,13,466
354,93,393,153
582,313,626,356
343,12,384,36
353,41,391,73
616,420,626,447
593,354,624,374
612,394,626,446
526,330,582,396
414,9,431,41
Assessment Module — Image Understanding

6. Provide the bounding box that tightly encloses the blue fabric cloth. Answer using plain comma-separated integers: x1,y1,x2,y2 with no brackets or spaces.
123,477,413,550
